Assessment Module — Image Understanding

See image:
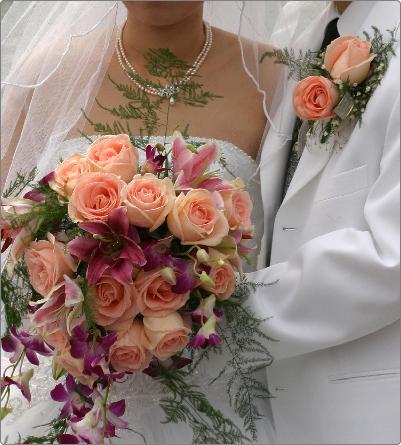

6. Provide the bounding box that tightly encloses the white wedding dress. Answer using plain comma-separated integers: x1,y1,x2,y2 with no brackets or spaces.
1,136,274,445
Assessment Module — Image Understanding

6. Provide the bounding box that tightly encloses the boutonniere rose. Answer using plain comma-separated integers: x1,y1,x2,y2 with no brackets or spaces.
261,26,397,147
324,35,375,85
292,76,339,121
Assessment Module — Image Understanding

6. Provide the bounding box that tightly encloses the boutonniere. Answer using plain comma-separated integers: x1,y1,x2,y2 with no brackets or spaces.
262,26,398,152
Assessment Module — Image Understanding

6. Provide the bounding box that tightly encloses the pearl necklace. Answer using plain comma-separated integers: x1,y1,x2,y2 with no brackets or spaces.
116,22,212,105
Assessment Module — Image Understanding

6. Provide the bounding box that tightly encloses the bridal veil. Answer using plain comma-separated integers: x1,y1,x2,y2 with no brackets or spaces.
1,1,329,186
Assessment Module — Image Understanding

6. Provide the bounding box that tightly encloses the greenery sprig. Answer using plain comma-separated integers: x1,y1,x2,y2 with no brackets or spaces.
156,365,248,444
212,280,276,440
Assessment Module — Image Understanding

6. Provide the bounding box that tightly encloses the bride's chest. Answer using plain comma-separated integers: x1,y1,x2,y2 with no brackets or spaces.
79,56,265,159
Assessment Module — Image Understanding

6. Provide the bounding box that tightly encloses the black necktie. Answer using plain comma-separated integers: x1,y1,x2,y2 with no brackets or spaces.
282,18,340,199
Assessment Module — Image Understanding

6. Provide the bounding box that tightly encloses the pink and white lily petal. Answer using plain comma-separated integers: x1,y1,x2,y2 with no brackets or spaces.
64,275,84,307
31,287,66,327
172,131,219,188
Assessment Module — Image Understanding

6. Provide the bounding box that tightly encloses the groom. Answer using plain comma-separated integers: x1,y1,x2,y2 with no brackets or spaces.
248,1,400,443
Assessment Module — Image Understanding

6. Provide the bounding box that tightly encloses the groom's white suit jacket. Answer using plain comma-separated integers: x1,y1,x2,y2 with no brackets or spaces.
249,1,400,443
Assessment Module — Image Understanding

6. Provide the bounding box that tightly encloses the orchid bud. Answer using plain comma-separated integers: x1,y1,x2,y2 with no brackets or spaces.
161,267,176,285
196,248,209,263
199,271,215,288
156,143,165,153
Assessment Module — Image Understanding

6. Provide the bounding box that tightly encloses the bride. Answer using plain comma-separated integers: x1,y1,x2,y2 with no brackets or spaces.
1,1,306,443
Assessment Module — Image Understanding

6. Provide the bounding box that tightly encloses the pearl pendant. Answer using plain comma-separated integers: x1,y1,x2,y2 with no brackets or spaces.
169,96,175,106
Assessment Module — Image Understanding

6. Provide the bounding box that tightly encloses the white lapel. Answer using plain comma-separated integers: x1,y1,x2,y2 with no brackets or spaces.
257,93,294,267
278,4,339,206
257,3,337,267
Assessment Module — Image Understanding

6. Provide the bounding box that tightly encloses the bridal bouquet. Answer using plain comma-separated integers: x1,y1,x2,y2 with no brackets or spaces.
1,133,270,444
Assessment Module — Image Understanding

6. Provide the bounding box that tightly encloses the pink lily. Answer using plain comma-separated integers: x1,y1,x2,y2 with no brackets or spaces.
63,276,84,307
172,132,231,191
68,207,146,285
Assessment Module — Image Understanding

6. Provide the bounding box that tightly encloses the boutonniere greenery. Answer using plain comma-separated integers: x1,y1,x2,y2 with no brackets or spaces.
261,26,398,152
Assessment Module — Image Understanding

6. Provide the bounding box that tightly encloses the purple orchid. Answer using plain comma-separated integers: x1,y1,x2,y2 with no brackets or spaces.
50,374,92,418
1,369,34,402
69,393,128,443
142,236,174,270
1,326,53,366
189,315,222,349
69,325,122,382
143,238,197,293
68,207,146,285
142,144,167,174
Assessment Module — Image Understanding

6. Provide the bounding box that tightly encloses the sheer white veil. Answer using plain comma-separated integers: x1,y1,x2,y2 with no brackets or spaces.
1,1,329,187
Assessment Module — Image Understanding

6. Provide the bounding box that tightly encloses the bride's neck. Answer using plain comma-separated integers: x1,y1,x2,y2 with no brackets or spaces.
122,11,205,67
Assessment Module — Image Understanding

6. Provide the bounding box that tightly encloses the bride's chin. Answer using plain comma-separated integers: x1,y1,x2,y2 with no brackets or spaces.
123,1,204,27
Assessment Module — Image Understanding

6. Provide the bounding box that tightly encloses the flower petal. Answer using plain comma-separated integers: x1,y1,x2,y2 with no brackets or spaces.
110,259,133,284
86,254,113,285
58,433,81,444
109,399,125,417
119,238,146,266
50,383,70,402
108,207,129,236
68,237,99,262
39,171,55,185
25,349,40,366
64,276,84,307
79,221,111,237
23,189,46,202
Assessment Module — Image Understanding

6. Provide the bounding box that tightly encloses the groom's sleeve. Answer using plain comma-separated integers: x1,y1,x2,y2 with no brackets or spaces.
246,96,400,361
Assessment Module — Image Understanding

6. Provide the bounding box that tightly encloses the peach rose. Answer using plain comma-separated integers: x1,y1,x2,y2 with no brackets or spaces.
167,189,229,246
293,76,339,121
143,312,190,361
110,320,152,372
24,233,77,298
201,249,236,301
87,134,138,182
220,187,253,233
51,155,98,197
91,274,139,331
68,172,126,222
124,174,175,231
54,347,96,387
324,35,375,85
135,268,189,317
